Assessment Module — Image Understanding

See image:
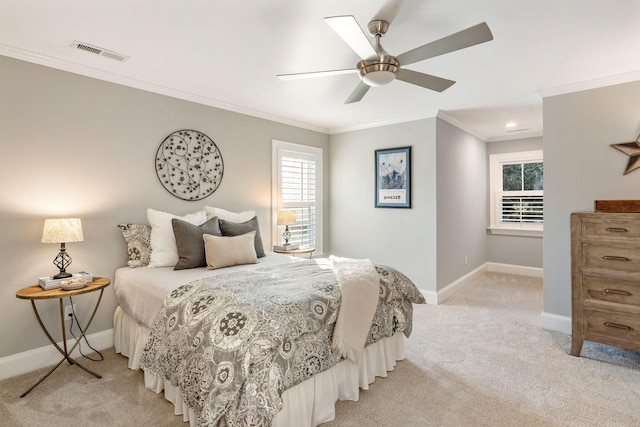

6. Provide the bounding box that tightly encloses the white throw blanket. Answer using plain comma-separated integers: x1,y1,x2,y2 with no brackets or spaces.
330,256,380,362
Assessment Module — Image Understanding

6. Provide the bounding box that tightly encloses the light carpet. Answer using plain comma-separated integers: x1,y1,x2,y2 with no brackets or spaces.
1,272,638,426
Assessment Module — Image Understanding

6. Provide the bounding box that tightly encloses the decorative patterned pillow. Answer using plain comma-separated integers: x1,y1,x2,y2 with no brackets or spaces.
117,223,152,268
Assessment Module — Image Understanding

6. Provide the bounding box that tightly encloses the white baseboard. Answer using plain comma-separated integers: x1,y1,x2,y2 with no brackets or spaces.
540,312,571,335
0,262,559,380
0,329,114,381
486,262,544,278
433,264,488,304
425,263,571,335
426,262,544,305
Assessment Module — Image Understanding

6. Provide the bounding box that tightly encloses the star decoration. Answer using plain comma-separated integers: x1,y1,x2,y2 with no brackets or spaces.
611,134,640,175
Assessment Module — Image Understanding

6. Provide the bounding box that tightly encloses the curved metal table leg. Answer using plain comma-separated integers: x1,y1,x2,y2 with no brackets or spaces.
20,289,104,398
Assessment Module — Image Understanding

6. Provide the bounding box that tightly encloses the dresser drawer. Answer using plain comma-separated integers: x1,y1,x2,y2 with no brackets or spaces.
584,309,640,350
582,218,640,240
583,275,640,305
582,242,640,273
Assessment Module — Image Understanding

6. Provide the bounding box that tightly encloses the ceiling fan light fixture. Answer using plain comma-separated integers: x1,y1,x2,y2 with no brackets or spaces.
357,55,399,86
361,70,396,86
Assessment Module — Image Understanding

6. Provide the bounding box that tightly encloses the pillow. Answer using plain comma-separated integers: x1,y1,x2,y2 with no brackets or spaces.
147,208,207,268
203,231,258,270
219,216,265,258
117,224,151,268
172,217,222,270
204,206,256,223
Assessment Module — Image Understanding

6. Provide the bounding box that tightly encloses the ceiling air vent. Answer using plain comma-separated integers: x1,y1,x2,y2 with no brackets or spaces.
71,40,129,62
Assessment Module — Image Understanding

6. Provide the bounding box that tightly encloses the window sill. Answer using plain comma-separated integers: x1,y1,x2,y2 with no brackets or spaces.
487,227,543,238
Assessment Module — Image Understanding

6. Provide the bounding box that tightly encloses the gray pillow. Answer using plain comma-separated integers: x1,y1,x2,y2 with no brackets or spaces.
219,216,265,258
172,217,221,270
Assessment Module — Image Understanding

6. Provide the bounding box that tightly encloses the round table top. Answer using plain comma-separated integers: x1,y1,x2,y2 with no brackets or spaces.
273,247,315,255
16,277,110,300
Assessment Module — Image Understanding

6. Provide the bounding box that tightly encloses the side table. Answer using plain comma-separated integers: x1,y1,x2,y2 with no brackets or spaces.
15,277,110,397
273,247,315,259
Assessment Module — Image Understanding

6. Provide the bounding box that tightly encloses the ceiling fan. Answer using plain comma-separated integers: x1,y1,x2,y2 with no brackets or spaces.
277,15,493,104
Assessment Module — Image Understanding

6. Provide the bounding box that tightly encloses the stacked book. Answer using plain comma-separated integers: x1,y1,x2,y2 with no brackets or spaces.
273,244,299,251
38,272,93,290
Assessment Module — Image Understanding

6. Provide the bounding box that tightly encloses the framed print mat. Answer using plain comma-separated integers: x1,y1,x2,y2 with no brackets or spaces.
375,146,411,208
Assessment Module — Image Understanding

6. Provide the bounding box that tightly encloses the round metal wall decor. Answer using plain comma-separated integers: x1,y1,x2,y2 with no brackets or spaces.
155,129,224,201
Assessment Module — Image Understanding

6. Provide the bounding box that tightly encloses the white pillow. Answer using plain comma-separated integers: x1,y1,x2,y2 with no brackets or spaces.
147,208,207,267
203,231,258,270
204,206,256,223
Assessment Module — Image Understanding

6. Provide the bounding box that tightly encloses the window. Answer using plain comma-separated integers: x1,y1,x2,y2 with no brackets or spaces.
272,140,323,252
489,150,543,236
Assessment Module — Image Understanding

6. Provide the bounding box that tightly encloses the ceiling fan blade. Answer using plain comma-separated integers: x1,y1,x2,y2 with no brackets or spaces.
397,22,493,66
325,15,377,60
277,68,356,81
345,81,371,104
396,69,455,92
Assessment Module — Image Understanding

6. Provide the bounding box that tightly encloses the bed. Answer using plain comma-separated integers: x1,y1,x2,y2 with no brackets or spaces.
112,208,425,426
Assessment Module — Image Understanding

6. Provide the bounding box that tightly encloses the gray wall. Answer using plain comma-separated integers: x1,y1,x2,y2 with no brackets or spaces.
8,48,622,361
486,137,544,268
543,80,640,318
435,120,489,289
0,56,329,358
329,119,438,291
328,118,542,296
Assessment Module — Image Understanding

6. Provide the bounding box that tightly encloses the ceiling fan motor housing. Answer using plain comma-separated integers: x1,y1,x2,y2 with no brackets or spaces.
357,54,399,86
356,19,398,87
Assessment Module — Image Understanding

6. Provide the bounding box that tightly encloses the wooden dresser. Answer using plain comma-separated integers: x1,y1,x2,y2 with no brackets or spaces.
571,212,640,356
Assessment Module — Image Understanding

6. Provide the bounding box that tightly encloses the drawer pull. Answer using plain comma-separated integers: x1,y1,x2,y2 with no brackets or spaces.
605,227,629,233
603,289,632,297
604,322,634,331
602,255,631,262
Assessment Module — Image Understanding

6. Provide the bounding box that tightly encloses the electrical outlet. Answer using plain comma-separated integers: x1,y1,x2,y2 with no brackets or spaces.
64,304,76,321
465,256,468,265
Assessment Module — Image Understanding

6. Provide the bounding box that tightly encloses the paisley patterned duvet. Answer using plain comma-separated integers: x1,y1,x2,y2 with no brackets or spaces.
140,260,425,426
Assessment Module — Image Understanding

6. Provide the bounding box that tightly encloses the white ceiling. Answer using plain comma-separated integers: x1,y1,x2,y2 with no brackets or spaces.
2,0,640,141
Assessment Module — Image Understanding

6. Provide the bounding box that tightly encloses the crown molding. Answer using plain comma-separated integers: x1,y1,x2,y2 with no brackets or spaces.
437,111,487,141
437,111,543,142
0,44,329,135
2,43,569,140
328,109,440,134
486,130,544,142
538,70,640,98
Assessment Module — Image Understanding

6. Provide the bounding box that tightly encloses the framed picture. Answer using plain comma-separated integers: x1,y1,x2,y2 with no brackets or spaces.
375,146,411,208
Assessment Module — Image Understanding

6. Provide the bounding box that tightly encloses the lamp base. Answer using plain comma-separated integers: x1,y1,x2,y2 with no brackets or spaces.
53,272,72,279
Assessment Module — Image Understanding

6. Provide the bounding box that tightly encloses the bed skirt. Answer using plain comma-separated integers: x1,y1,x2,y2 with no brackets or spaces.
113,306,405,426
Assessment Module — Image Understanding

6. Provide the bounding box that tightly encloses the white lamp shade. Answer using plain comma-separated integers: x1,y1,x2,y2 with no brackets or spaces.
42,218,84,243
277,211,296,226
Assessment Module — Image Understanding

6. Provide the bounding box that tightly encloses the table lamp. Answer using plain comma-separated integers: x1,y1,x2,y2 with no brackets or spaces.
42,218,84,279
276,210,296,246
